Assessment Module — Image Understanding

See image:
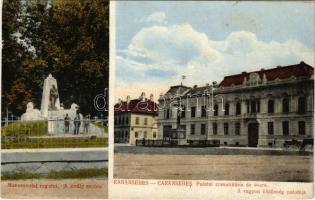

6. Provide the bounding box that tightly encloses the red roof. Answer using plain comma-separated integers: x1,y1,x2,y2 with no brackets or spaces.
114,99,158,115
219,62,314,87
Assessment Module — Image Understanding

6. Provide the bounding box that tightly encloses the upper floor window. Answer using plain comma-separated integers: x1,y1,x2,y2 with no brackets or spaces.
144,118,148,125
298,97,306,114
268,122,274,135
181,106,186,118
282,121,289,136
135,132,139,138
166,109,170,119
201,105,207,117
224,104,229,115
135,117,140,125
282,98,289,113
153,132,157,138
144,131,147,138
268,99,274,113
191,107,196,118
224,123,229,135
214,104,218,116
298,121,305,135
235,102,241,115
213,123,217,135
201,124,206,135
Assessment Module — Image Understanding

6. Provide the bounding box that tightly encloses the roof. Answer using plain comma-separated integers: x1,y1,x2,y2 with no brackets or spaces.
164,85,191,96
219,62,314,87
114,99,158,115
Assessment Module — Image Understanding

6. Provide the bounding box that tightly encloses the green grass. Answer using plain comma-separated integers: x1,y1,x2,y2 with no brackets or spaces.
1,168,107,180
47,168,108,179
1,121,48,137
2,136,108,149
2,172,41,180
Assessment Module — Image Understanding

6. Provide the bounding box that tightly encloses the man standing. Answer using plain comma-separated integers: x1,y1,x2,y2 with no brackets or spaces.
73,110,81,135
64,113,70,133
83,114,91,133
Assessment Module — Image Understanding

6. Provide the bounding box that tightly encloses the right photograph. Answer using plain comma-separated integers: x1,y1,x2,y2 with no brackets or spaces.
112,1,313,198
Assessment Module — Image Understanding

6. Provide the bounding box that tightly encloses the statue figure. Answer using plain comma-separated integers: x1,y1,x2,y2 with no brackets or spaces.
49,85,59,110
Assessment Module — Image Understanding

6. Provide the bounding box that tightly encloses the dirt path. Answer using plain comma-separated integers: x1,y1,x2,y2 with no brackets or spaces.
1,178,107,199
114,153,313,182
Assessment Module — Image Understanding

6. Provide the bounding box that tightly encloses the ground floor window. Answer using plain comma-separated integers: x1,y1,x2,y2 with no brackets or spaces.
282,121,289,136
224,123,229,135
213,123,217,135
298,121,306,135
201,124,206,135
190,124,195,135
268,122,274,135
235,122,240,135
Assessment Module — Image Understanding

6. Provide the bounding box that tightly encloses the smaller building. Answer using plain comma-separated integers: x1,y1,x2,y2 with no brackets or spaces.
114,93,158,145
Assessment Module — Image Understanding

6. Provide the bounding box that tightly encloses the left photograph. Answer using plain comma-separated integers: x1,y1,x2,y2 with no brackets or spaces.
1,0,109,198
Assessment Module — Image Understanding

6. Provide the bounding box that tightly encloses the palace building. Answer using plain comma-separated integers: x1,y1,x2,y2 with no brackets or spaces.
157,62,314,147
114,93,158,145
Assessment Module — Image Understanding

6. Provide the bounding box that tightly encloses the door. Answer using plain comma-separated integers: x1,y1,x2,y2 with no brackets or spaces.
248,123,259,147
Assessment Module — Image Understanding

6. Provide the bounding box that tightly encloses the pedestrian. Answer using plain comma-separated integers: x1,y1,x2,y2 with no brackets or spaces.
73,110,81,135
84,114,90,133
64,113,70,133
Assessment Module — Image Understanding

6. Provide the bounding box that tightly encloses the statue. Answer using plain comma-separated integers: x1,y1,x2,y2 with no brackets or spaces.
21,102,44,121
49,84,59,110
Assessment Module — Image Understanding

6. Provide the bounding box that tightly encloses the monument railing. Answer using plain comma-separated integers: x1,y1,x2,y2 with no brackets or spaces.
1,118,108,149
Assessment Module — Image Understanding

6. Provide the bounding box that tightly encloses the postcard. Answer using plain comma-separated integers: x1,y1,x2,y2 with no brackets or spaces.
1,0,109,198
110,1,314,199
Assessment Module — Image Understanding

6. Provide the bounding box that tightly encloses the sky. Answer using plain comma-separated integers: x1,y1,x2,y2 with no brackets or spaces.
114,1,314,101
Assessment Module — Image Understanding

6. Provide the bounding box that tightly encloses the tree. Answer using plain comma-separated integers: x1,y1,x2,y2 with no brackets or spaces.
2,0,109,117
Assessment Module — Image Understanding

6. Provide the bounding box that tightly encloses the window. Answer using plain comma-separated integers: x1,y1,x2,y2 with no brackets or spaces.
135,117,139,125
144,118,148,125
251,101,257,113
181,106,186,118
282,98,289,113
298,121,305,135
201,105,207,117
298,97,306,114
191,107,196,118
213,123,217,135
282,121,289,136
118,117,121,124
144,131,147,138
214,104,218,116
153,132,157,138
125,117,128,124
224,104,229,115
201,124,206,135
166,109,170,119
190,124,195,135
135,132,139,138
268,122,274,135
224,123,229,135
246,101,250,113
235,122,240,135
268,100,274,113
235,102,241,115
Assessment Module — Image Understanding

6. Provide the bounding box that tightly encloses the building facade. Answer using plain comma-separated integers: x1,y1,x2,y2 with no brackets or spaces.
157,62,314,147
114,93,158,145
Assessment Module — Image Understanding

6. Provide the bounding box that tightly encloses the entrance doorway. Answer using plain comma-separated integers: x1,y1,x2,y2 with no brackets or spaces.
248,123,259,147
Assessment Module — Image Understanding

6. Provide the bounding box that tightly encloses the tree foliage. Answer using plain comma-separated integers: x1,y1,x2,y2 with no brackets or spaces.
2,0,109,117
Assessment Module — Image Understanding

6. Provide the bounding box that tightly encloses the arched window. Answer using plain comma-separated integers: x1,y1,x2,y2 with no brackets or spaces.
282,98,289,113
268,99,274,113
298,97,306,114
214,104,218,116
224,104,229,115
235,102,241,115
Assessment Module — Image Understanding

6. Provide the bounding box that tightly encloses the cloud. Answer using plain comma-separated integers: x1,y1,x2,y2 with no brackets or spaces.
143,12,167,24
116,23,314,99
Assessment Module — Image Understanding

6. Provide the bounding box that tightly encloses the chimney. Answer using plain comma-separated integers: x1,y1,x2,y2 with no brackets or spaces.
150,94,154,101
193,85,198,88
126,96,130,104
242,71,247,75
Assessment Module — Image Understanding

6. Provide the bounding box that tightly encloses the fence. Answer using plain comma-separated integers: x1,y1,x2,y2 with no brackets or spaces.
1,118,108,149
136,139,221,147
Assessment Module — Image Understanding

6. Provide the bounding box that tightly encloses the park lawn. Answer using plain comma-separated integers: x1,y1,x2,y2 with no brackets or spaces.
1,121,48,137
1,136,108,149
2,168,108,180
